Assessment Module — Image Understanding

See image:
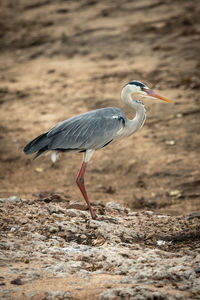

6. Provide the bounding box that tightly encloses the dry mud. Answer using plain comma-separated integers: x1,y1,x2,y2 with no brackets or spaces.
0,0,200,299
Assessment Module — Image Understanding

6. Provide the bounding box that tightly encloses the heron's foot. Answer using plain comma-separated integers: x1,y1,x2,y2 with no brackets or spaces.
91,213,98,220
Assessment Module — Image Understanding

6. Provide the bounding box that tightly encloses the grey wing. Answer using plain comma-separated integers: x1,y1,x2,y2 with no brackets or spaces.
47,107,126,150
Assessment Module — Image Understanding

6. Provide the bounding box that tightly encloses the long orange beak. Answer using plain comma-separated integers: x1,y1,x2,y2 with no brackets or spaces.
145,89,173,103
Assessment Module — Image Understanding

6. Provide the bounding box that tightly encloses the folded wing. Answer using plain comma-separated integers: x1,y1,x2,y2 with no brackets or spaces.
24,107,126,159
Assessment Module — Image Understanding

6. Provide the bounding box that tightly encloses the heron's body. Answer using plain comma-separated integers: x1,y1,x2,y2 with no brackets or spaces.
24,105,146,159
24,80,171,219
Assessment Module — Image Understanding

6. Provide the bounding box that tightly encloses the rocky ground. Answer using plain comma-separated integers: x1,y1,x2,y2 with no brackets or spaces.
0,195,200,299
0,0,200,299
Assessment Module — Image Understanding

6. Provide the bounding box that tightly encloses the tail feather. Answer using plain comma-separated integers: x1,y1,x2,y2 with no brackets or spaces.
24,132,49,157
32,147,48,160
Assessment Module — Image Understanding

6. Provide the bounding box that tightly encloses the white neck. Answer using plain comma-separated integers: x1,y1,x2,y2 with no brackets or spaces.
121,86,146,136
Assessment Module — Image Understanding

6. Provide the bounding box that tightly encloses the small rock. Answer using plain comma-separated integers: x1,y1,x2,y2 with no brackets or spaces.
92,236,105,246
154,282,164,288
41,249,48,254
25,292,36,298
10,227,17,232
67,202,87,211
35,167,43,172
188,212,200,219
118,287,136,297
165,140,176,146
63,291,72,299
174,294,182,299
89,220,101,228
80,234,87,239
0,196,20,203
157,240,166,246
99,288,117,300
169,190,181,197
179,285,188,291
176,113,183,118
9,196,21,202
47,69,55,74
21,219,28,225
10,278,23,285
120,277,132,284
106,201,122,211
195,267,200,274
47,290,72,299
49,226,58,234
152,292,163,298
65,209,79,217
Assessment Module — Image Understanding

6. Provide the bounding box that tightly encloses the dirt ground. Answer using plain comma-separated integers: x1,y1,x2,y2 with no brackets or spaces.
0,0,200,299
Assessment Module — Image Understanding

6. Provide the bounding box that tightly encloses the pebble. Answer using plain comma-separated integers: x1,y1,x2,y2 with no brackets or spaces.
65,209,79,217
49,226,58,234
21,219,28,224
106,201,122,210
4,196,21,203
10,227,17,232
165,140,176,146
195,267,200,273
157,240,166,246
174,294,182,299
0,282,5,286
47,290,72,299
120,276,132,284
178,285,188,291
10,278,23,285
89,220,101,228
66,202,87,210
100,288,117,300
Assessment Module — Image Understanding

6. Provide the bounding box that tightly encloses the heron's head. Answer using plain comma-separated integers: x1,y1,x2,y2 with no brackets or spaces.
123,80,172,103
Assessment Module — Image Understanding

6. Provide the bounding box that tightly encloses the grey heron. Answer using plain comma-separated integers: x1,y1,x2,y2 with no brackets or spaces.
24,80,172,219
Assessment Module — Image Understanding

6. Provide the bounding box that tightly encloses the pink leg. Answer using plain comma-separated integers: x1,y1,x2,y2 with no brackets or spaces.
76,161,97,219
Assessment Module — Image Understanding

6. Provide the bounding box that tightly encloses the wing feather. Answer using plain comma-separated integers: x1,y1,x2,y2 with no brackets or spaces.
47,107,126,150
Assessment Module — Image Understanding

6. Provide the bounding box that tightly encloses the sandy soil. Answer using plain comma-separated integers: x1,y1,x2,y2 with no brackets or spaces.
0,0,200,299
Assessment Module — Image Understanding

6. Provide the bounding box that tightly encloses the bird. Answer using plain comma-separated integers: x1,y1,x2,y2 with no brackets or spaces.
24,80,172,220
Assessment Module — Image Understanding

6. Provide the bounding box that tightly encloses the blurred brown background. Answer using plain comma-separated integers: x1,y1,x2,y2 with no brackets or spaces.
0,0,200,215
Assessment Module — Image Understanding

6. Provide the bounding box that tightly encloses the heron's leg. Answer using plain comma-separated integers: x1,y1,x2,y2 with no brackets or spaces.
76,150,97,219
